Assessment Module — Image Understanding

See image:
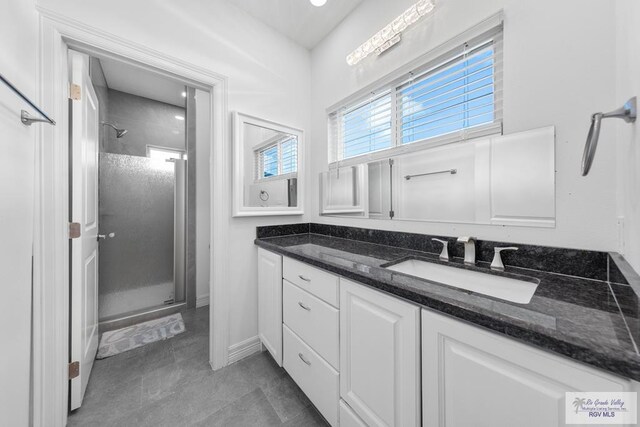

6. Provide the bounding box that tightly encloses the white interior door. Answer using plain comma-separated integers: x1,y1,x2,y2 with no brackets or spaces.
69,49,100,410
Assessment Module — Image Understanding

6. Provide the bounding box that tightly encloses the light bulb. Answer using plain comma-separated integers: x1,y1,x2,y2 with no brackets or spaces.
392,16,407,33
345,0,436,66
403,6,420,25
310,0,327,7
417,0,435,15
381,24,394,41
371,34,383,48
362,40,373,54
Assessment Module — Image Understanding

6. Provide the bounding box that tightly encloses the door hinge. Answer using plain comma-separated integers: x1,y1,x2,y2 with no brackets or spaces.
389,210,395,219
69,84,81,101
68,222,81,239
69,361,79,379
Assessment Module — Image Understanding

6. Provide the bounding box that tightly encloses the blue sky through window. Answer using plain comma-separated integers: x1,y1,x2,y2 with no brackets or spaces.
258,137,298,179
281,138,297,175
261,145,279,178
338,45,496,161
342,94,392,159
399,48,494,144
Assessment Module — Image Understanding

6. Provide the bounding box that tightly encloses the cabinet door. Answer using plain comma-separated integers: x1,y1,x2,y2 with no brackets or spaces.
257,248,283,366
422,309,635,427
340,278,421,427
340,400,368,427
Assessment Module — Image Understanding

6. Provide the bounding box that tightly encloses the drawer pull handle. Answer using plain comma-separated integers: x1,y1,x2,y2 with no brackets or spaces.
298,353,311,366
298,302,311,311
298,275,311,282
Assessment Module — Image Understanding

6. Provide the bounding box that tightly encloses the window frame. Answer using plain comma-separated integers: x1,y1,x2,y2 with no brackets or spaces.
254,135,298,182
328,18,503,168
146,144,187,160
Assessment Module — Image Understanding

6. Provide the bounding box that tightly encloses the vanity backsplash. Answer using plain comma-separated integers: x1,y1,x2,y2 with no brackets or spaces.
257,223,631,286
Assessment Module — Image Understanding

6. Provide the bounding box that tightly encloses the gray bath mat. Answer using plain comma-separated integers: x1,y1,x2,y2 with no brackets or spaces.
96,313,185,359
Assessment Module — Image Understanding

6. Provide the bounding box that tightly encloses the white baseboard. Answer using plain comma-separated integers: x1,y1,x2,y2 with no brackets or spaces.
227,336,262,365
196,294,210,308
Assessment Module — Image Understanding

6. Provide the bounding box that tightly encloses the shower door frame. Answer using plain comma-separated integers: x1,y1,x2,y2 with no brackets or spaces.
32,10,230,427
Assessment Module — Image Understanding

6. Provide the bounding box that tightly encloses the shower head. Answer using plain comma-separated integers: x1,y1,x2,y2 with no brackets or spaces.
102,122,128,139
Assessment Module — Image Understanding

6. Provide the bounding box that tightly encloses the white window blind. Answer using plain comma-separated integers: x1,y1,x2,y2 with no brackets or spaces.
255,137,298,180
329,26,503,167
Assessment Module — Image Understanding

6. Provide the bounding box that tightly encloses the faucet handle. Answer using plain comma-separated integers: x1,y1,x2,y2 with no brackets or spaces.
431,238,449,261
491,247,518,271
457,236,475,243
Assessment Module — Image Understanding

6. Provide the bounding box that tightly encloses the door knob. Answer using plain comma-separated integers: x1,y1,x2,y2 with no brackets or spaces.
97,232,115,241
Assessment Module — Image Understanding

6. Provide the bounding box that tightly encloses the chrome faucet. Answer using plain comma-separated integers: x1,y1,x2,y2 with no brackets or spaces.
457,236,476,265
491,247,519,271
431,238,449,261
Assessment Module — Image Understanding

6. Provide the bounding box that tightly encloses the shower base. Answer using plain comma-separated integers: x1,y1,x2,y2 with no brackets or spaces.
99,302,186,333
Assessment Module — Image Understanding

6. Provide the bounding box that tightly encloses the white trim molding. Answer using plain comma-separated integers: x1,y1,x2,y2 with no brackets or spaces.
232,111,305,217
196,295,210,308
32,8,230,427
227,336,263,365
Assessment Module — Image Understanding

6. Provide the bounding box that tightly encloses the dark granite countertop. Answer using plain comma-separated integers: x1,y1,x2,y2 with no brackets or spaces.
255,233,640,381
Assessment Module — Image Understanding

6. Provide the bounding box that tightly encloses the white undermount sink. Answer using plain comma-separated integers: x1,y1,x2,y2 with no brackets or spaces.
386,259,538,304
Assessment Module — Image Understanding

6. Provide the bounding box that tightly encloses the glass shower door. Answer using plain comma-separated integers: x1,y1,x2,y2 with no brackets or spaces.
98,152,186,321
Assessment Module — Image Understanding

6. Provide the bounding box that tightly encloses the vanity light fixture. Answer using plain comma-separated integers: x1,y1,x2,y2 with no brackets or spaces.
346,0,435,66
181,91,187,97
310,0,327,7
175,115,185,121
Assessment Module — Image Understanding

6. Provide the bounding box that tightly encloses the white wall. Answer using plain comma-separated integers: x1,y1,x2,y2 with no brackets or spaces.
0,1,38,424
36,0,311,349
195,88,210,306
615,0,640,273
310,0,619,251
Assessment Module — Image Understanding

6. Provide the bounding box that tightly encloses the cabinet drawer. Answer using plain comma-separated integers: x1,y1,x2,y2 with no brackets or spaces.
283,325,339,427
283,257,339,307
340,400,367,427
283,280,339,369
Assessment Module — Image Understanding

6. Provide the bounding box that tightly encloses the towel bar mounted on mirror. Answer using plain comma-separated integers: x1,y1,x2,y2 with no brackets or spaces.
0,72,56,126
582,97,636,176
404,168,457,180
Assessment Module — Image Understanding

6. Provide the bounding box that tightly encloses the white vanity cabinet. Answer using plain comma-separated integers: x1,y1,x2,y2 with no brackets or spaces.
257,247,283,366
421,309,636,427
258,248,638,427
340,278,421,427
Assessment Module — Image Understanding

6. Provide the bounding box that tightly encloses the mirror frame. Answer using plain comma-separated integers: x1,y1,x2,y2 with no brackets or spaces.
232,112,304,217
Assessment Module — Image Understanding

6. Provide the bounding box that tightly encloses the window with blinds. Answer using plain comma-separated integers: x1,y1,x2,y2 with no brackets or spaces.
329,27,503,165
256,137,298,180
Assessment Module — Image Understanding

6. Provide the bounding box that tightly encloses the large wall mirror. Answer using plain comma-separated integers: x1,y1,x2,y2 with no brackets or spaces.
233,112,304,216
320,126,556,227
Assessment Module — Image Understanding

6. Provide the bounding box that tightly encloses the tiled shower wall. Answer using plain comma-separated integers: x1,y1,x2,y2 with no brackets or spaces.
102,89,186,157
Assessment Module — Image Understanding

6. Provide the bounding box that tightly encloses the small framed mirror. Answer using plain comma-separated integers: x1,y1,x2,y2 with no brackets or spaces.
232,112,304,216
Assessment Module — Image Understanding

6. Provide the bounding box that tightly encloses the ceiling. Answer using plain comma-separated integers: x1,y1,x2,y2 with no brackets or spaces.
227,0,363,49
99,58,187,108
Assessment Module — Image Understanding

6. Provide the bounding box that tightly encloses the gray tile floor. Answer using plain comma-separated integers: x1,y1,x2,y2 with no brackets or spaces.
68,307,329,426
